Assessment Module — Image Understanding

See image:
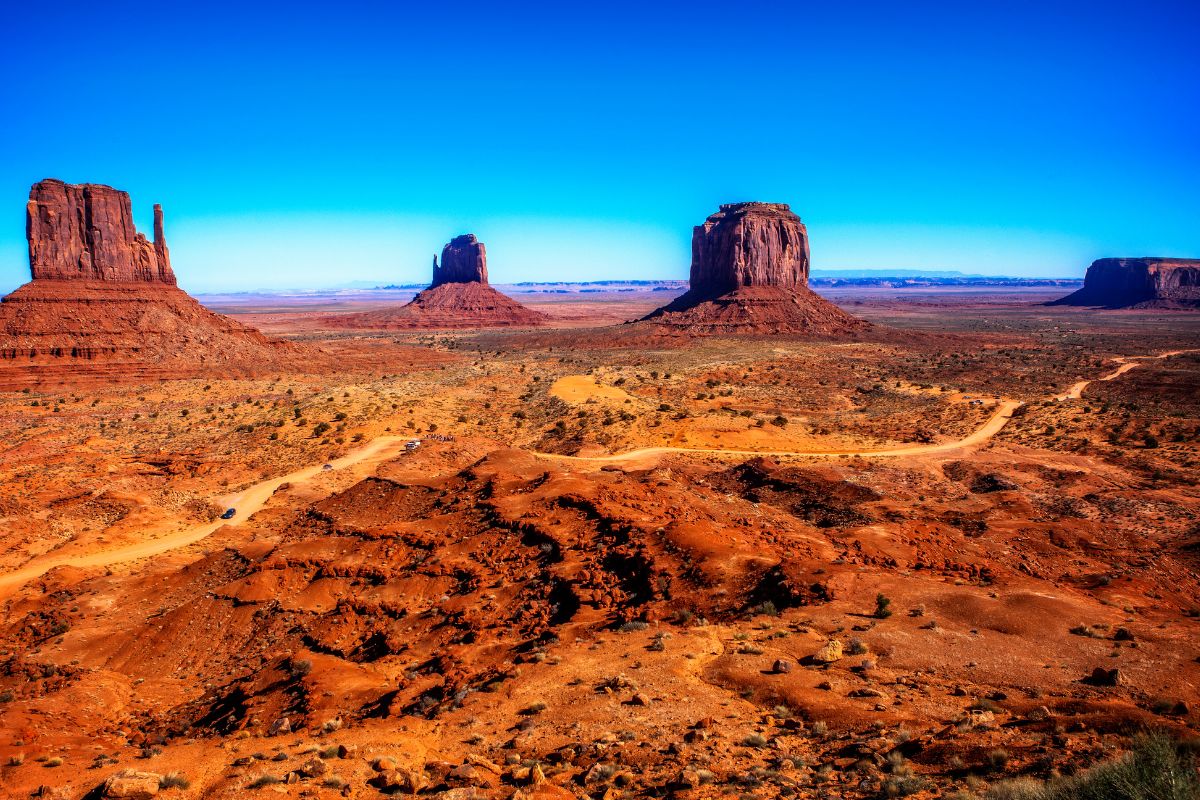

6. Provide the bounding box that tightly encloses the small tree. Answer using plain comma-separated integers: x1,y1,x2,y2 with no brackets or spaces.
874,593,893,619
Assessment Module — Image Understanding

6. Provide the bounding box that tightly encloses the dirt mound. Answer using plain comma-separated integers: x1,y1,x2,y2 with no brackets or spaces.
640,285,869,335
328,281,548,329
0,281,318,388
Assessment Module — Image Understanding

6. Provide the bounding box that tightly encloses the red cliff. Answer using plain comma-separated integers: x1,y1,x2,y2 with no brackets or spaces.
641,202,866,335
26,179,175,284
1051,258,1200,309
1,180,320,387
432,234,488,286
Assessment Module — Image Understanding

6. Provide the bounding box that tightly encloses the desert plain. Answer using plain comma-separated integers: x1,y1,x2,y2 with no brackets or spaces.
1,277,1198,799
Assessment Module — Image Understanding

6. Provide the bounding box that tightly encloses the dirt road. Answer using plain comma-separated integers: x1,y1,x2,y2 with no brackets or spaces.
0,436,411,597
0,349,1192,595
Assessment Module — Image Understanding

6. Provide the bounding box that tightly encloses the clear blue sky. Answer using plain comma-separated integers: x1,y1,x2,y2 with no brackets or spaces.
2,1,1197,292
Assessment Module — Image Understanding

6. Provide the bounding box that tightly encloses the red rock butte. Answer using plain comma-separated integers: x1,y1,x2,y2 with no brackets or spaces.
0,179,316,388
1050,257,1200,309
329,234,547,329
640,202,868,335
26,179,176,285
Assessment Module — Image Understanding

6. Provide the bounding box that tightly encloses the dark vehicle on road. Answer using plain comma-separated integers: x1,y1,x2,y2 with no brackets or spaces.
221,508,236,520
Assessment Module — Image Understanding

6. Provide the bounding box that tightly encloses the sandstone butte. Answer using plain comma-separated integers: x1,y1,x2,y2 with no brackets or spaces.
0,179,316,388
1050,257,1200,309
331,233,548,329
640,202,868,335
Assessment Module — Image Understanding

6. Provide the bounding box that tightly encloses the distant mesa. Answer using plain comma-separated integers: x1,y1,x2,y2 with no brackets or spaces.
329,234,547,329
640,202,868,335
0,179,316,387
1049,257,1200,309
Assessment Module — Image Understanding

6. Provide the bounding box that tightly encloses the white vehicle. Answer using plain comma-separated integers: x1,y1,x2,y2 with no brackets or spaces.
405,440,421,451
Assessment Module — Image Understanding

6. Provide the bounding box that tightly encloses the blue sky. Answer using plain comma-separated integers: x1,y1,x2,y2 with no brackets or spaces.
1,1,1197,292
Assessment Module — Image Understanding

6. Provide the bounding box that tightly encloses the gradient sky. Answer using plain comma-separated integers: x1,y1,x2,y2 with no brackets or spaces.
1,0,1197,293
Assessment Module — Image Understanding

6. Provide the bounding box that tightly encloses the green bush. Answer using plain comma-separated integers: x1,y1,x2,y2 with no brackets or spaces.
986,733,1199,800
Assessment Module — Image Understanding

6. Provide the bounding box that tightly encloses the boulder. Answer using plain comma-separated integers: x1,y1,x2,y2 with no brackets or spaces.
102,769,161,799
812,639,844,663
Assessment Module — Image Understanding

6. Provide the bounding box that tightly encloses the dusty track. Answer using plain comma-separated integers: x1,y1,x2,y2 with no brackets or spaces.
0,436,411,597
0,349,1192,596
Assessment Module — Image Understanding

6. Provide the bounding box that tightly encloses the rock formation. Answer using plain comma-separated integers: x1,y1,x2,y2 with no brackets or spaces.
329,234,547,329
640,202,867,334
27,179,176,284
0,180,317,387
432,234,488,286
1050,258,1200,309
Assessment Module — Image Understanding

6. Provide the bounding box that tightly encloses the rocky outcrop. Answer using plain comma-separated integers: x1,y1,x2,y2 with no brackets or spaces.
1050,258,1200,309
328,234,547,329
0,179,321,387
641,202,866,335
690,202,810,298
26,179,175,284
432,234,488,286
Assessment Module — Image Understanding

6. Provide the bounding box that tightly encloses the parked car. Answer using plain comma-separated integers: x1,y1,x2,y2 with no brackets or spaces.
322,463,333,471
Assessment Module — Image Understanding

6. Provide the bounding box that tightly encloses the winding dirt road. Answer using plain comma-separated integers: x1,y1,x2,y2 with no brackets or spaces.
0,349,1193,596
536,399,1023,465
0,436,411,596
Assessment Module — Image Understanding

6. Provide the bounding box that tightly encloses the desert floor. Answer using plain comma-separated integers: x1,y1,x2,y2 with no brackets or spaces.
1,288,1198,799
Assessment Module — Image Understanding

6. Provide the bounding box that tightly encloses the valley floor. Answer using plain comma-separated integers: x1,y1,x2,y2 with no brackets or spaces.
0,291,1198,799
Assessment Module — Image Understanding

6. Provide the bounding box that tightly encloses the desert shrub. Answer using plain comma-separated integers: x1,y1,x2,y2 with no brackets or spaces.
618,621,649,632
874,593,893,619
312,422,331,437
771,415,788,427
847,637,868,655
248,775,282,789
882,773,927,797
986,733,1199,800
742,734,768,748
160,772,190,789
749,601,778,617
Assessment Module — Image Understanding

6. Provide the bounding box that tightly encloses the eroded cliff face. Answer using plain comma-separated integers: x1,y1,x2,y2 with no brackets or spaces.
0,179,322,384
432,234,488,287
327,233,545,329
26,179,175,284
690,202,810,298
641,202,865,335
1052,258,1200,308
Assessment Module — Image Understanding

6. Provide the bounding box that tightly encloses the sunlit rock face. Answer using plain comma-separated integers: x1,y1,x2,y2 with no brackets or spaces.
26,179,175,285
